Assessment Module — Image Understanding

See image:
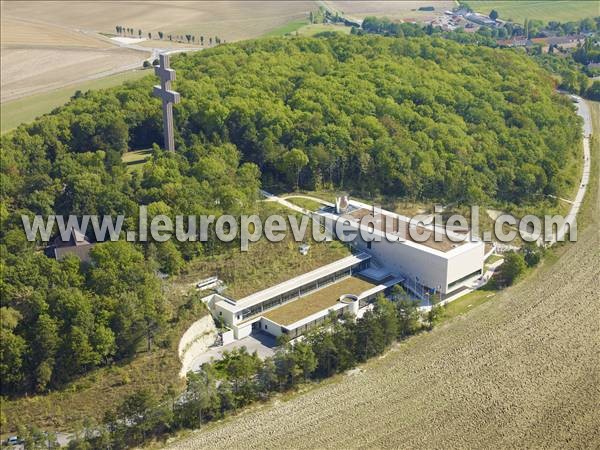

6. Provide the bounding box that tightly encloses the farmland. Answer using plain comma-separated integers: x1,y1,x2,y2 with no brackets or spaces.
467,1,600,24
1,1,314,124
1,1,314,47
1,69,149,133
167,103,600,448
0,24,144,103
324,0,455,21
0,14,146,102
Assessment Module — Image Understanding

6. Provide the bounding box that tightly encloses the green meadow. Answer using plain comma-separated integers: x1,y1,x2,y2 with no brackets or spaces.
468,1,599,24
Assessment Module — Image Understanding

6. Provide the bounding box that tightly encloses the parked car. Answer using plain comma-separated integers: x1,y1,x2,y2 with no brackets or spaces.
4,436,23,446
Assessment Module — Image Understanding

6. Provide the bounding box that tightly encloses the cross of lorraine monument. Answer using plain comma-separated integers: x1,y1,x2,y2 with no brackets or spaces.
153,54,180,151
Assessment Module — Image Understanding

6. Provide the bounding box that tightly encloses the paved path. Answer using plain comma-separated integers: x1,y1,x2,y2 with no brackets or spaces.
262,190,308,215
552,95,592,244
261,190,332,215
190,332,276,371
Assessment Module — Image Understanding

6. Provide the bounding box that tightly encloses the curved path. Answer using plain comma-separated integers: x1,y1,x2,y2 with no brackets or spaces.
552,95,592,244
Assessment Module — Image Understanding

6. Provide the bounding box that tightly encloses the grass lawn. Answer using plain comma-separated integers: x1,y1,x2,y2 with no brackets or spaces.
263,276,376,326
485,254,503,265
122,149,153,173
283,196,326,212
468,1,599,24
1,70,150,134
297,23,352,36
441,287,498,321
263,19,309,37
174,202,351,299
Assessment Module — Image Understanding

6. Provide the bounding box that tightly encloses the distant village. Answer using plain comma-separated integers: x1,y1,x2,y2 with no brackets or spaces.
322,3,599,76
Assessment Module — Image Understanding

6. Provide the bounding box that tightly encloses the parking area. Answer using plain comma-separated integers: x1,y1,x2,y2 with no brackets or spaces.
189,331,277,372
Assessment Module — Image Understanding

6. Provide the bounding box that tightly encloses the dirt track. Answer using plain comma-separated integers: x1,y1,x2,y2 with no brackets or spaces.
167,199,599,447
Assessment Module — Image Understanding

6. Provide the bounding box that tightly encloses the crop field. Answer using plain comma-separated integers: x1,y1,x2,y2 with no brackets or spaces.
167,105,600,448
1,45,143,102
325,0,456,21
0,14,146,102
1,69,150,133
1,1,315,129
2,1,314,44
468,1,600,24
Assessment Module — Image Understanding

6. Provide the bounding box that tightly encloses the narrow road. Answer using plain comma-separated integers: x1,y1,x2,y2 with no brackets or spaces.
552,95,592,244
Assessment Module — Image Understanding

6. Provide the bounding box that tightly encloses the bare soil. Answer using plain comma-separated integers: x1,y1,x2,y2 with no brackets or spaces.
1,1,314,42
1,45,142,102
1,1,313,102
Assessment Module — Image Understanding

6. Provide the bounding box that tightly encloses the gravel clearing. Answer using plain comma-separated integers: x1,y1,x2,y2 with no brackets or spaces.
167,223,599,449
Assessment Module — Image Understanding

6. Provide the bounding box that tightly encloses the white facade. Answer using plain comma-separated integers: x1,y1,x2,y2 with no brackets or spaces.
316,200,485,296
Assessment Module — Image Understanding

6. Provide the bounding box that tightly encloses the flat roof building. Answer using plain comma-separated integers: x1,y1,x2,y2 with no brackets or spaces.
204,253,397,339
315,199,486,298
204,197,487,343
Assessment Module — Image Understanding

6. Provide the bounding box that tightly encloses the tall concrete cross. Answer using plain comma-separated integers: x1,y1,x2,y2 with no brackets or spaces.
153,54,180,151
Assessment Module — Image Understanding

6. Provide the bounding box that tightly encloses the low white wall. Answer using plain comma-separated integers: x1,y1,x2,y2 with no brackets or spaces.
234,323,253,339
222,329,235,345
259,317,283,337
178,315,218,377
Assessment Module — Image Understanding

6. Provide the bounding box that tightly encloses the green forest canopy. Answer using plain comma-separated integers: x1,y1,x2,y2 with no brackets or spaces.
0,34,582,395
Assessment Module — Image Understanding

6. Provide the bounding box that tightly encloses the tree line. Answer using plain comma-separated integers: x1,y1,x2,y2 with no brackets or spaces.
67,292,445,449
115,25,222,45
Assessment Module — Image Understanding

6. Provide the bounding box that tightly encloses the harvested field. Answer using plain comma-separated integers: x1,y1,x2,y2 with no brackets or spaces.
166,104,600,448
1,45,143,102
2,1,314,42
0,14,146,102
1,1,313,104
1,17,109,49
1,69,149,133
325,0,455,21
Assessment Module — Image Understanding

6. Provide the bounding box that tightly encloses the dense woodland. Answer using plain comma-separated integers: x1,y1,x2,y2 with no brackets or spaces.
0,35,583,396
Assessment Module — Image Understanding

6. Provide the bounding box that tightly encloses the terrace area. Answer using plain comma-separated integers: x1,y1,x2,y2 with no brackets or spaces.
262,276,377,326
